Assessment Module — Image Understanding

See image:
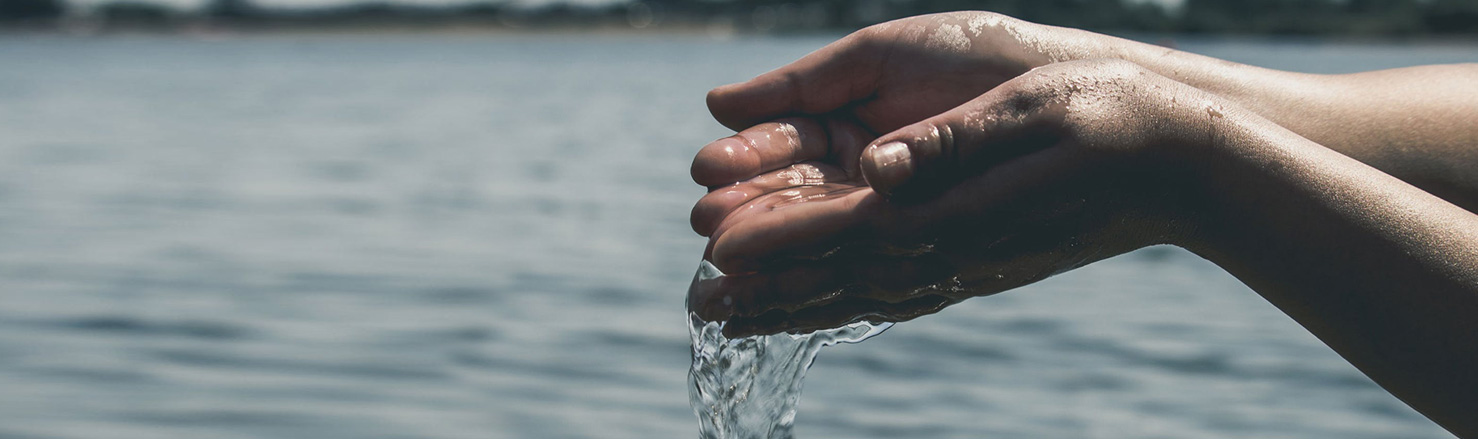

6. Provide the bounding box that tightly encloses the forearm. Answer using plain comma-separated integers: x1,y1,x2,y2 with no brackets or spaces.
1180,109,1478,437
1316,65,1478,210
1102,35,1478,209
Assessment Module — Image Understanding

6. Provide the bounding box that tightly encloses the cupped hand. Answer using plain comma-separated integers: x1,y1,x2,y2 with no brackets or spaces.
691,60,1227,337
706,11,1124,136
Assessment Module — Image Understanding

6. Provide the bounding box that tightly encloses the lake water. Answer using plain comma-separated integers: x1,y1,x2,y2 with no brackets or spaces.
0,32,1473,439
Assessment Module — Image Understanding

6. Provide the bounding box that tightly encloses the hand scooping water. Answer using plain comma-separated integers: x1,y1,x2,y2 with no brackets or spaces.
687,260,891,439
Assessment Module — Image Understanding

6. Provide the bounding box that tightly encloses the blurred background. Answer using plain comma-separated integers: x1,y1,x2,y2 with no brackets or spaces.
0,1,1475,439
3,0,1478,35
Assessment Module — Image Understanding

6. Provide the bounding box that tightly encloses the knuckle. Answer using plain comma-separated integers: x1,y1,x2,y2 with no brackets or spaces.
905,120,947,163
689,192,733,237
932,120,959,164
690,209,715,237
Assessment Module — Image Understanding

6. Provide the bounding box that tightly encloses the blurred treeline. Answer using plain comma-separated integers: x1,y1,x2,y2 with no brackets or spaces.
2,0,1476,35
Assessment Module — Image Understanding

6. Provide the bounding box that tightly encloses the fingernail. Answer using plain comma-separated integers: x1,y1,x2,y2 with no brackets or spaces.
865,142,914,191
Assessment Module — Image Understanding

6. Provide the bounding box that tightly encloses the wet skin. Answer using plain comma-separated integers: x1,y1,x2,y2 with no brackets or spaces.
688,12,1478,437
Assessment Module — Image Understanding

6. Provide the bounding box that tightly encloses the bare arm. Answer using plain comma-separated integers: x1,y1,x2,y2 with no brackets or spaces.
1127,49,1478,423
689,14,1478,436
702,12,1478,210
1035,27,1478,209
1182,103,1478,437
691,58,1478,437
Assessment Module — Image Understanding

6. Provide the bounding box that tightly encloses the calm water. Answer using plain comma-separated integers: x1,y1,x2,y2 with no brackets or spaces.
0,33,1473,439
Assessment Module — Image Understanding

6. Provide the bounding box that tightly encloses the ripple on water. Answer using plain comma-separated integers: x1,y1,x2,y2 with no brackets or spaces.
49,315,255,341
147,348,451,381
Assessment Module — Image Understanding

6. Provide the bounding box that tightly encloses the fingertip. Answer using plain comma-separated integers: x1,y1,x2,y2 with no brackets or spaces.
690,189,749,237
690,202,719,237
706,83,758,131
707,73,797,131
701,236,717,266
704,84,732,106
860,141,915,198
691,137,758,187
708,225,770,277
708,232,745,275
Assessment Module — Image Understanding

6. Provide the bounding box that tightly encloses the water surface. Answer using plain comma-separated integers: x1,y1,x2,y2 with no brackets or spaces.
0,33,1472,439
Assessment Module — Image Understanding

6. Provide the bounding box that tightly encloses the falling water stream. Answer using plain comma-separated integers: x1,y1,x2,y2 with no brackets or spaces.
687,260,892,439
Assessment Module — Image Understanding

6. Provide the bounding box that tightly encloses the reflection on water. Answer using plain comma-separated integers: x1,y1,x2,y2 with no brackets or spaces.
0,35,1471,439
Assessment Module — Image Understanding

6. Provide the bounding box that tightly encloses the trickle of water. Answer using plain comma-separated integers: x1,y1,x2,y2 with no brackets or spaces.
687,260,891,439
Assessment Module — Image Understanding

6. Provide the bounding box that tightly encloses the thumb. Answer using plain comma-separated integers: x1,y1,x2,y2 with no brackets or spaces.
860,86,1064,201
706,31,883,131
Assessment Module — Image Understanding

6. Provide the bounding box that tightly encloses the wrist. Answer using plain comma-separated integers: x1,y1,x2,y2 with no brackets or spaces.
1112,38,1332,124
1146,95,1276,252
1162,101,1336,257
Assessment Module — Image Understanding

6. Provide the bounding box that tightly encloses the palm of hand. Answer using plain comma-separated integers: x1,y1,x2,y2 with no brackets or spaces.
689,114,1124,338
689,116,951,336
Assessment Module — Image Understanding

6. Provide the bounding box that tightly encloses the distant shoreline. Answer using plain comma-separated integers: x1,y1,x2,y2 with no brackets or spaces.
4,22,1475,46
0,21,751,38
3,0,1476,40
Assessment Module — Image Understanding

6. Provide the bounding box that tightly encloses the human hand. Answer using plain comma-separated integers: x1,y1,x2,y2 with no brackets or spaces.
691,60,1227,337
706,11,1134,136
700,19,1478,432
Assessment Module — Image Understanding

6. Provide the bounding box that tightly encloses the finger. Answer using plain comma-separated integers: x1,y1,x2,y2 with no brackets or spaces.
707,144,1104,337
724,293,955,338
701,183,866,264
699,249,960,321
785,293,954,334
707,187,887,274
690,162,852,237
860,78,1067,201
824,116,878,180
706,31,884,131
714,144,1102,328
704,141,1100,324
708,264,846,322
692,118,830,187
